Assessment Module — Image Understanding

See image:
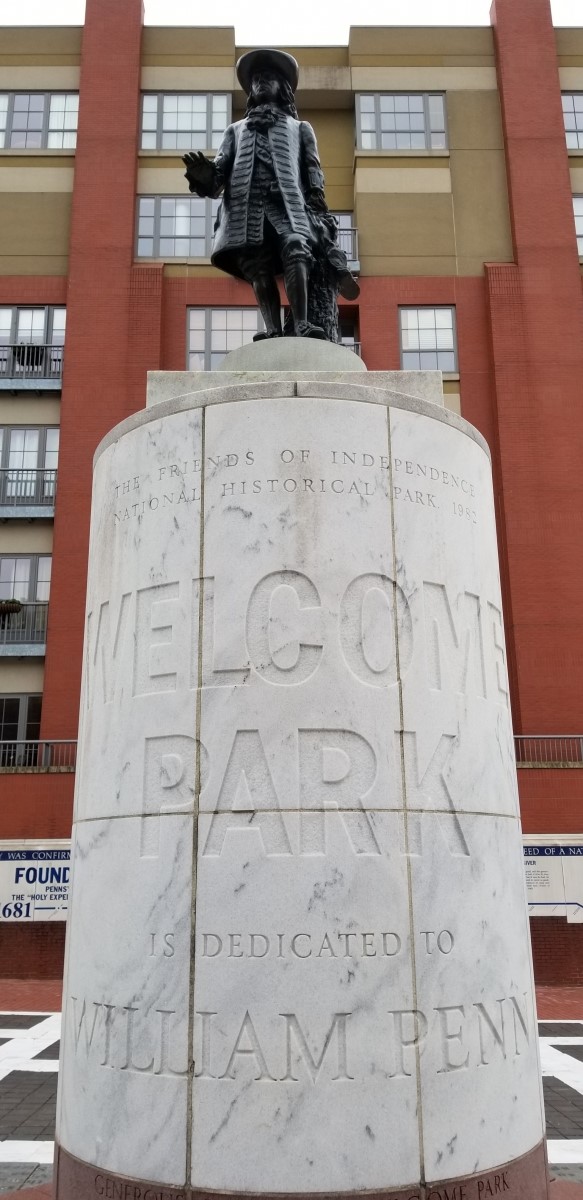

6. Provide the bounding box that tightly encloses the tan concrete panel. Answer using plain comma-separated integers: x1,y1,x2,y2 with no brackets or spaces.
570,167,583,191
450,148,512,270
559,68,583,88
355,151,449,165
0,67,80,89
142,26,235,64
277,47,349,68
138,165,187,193
359,255,458,276
0,193,71,273
0,27,81,63
447,91,505,151
0,399,60,425
351,66,497,91
141,67,236,91
356,192,455,260
0,166,74,192
0,660,44,692
444,395,461,416
163,264,222,278
348,26,494,60
325,188,355,210
356,166,451,192
306,109,354,170
0,152,75,162
0,524,54,553
556,30,583,61
298,66,351,92
0,257,68,276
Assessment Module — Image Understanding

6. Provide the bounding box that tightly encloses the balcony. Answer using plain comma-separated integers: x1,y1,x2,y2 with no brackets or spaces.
337,226,360,273
0,469,57,519
0,739,76,771
0,344,63,390
514,736,583,767
0,601,48,655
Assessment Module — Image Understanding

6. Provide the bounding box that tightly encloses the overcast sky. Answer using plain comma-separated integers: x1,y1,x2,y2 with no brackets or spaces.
0,0,580,44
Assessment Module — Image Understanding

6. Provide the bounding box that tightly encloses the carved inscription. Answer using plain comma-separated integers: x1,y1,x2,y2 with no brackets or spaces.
110,449,480,524
88,1169,516,1199
85,571,510,707
199,931,404,960
70,993,531,1083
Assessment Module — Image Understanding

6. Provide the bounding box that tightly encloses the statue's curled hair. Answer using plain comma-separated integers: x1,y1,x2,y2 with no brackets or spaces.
245,72,299,120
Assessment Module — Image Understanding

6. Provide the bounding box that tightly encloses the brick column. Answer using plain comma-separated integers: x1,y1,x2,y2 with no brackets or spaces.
488,0,583,732
41,0,145,741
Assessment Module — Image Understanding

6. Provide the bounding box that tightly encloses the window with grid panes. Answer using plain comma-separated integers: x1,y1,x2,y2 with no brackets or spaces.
0,555,51,602
0,695,42,756
141,93,230,151
333,213,358,264
400,307,457,372
574,198,583,255
357,94,447,151
0,426,59,501
47,94,79,148
0,306,66,345
562,95,583,149
0,93,78,149
188,308,264,370
136,196,220,258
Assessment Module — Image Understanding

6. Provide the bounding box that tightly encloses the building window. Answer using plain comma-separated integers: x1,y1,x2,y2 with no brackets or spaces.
0,93,78,149
399,307,457,372
0,306,66,346
141,93,231,151
562,94,583,150
357,93,447,151
333,213,359,268
0,307,66,382
0,694,42,748
574,197,583,256
188,308,264,369
0,427,59,503
339,317,361,357
0,555,51,602
136,196,220,258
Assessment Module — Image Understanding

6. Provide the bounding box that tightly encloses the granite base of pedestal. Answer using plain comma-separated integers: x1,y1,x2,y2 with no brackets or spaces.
54,344,550,1200
54,1140,548,1200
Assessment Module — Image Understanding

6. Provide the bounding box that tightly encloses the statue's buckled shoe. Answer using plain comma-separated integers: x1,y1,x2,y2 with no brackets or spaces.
295,321,326,340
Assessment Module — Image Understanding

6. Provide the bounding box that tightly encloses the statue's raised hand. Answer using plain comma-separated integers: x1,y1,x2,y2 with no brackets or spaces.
182,151,215,198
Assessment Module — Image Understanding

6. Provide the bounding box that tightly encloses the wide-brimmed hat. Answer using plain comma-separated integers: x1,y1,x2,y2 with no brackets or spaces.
236,49,299,95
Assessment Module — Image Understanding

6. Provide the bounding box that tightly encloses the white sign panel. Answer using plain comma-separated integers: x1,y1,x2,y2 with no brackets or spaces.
0,841,71,921
523,839,583,922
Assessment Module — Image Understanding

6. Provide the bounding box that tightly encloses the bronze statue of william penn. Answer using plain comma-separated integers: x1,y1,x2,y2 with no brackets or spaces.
183,48,359,343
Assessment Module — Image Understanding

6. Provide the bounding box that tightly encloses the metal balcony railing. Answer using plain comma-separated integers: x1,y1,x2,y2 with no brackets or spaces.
514,736,583,767
0,468,57,508
0,601,48,646
337,226,359,267
0,343,63,383
0,739,77,771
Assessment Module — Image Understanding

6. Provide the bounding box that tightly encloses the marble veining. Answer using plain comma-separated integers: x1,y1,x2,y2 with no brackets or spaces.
56,369,544,1197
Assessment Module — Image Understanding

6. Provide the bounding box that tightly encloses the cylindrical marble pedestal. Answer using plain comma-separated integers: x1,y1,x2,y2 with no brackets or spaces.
55,364,550,1200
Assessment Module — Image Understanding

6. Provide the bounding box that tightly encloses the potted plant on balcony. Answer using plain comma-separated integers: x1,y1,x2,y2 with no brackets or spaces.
0,598,22,615
0,598,22,630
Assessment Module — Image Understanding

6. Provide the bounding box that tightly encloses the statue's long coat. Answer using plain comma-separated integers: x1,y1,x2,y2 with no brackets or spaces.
210,113,325,279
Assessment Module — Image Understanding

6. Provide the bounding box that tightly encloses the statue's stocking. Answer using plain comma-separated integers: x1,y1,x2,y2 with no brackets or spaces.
251,274,282,336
